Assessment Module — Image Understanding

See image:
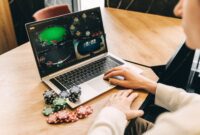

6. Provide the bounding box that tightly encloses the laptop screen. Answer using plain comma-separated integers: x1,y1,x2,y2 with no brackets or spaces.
26,7,107,77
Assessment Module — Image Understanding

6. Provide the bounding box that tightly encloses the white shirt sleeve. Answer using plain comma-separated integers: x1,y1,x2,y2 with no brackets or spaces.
155,83,200,111
143,83,200,135
88,106,128,135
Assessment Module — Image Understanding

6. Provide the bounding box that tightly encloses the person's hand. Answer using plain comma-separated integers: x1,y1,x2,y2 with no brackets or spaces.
174,0,184,17
107,90,144,120
104,66,157,94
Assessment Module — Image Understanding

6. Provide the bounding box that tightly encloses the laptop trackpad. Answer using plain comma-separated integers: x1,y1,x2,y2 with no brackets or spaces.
86,75,115,92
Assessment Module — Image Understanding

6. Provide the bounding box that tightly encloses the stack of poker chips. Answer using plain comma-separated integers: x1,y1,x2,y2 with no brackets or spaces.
42,87,81,117
57,86,81,103
42,97,68,116
68,86,81,103
52,98,68,112
43,90,57,104
46,105,93,124
59,90,70,99
76,106,93,119
43,86,81,105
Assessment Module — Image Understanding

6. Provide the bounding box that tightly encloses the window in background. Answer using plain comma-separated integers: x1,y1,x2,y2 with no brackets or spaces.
79,0,104,10
45,0,73,11
44,0,104,12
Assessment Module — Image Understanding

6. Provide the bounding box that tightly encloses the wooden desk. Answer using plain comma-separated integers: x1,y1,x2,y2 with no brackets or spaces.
103,8,185,66
0,8,185,135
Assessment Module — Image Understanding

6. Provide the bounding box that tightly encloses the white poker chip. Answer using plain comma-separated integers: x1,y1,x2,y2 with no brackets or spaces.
70,25,75,30
74,17,79,22
82,13,87,19
86,31,90,36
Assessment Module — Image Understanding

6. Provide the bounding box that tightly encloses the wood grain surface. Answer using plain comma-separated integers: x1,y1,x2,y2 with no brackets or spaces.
0,8,185,135
0,0,17,54
103,8,185,66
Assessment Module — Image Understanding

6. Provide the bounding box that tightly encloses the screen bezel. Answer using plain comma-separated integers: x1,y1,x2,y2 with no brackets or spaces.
25,7,108,78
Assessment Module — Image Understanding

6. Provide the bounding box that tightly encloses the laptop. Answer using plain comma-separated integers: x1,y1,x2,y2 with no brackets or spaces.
26,7,129,108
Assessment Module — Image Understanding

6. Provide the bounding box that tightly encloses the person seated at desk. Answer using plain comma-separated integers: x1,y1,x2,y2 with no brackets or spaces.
88,0,200,135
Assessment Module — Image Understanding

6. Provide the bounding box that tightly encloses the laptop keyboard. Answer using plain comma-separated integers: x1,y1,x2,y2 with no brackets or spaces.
50,56,123,91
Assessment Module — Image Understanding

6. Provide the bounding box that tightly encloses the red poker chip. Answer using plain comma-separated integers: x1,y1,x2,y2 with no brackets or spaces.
76,105,93,119
85,105,93,115
46,106,93,124
47,113,58,124
65,112,79,123
56,110,70,120
76,109,88,119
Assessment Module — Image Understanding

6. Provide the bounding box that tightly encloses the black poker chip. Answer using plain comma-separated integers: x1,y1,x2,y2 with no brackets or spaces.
70,86,81,95
43,90,57,105
42,86,82,109
68,86,81,103
68,95,79,103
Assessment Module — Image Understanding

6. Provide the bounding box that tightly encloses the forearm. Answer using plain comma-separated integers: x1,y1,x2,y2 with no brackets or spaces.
142,80,157,94
155,83,200,111
140,79,200,111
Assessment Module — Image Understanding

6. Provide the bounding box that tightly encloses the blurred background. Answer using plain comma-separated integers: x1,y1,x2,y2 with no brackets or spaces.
9,0,104,46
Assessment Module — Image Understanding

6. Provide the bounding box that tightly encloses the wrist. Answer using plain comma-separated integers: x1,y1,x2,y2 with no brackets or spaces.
142,80,157,94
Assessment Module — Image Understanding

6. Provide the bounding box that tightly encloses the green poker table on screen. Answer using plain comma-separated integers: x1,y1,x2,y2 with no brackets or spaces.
39,26,67,45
